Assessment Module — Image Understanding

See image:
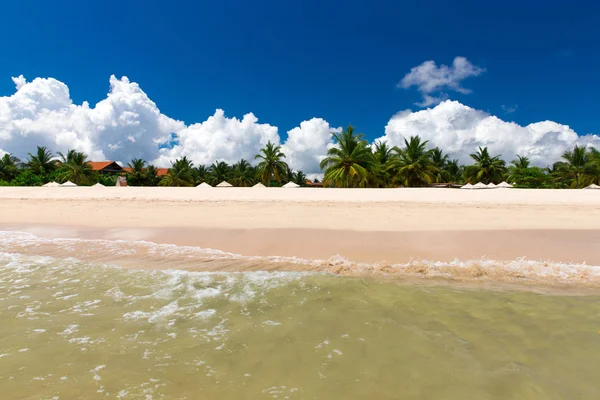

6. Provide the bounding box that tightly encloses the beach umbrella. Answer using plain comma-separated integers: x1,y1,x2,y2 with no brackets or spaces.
92,183,105,187
197,182,212,188
252,182,266,188
460,183,474,190
487,183,497,188
42,182,61,187
216,181,233,187
282,181,300,188
584,183,600,190
472,182,489,189
497,181,513,188
61,181,77,187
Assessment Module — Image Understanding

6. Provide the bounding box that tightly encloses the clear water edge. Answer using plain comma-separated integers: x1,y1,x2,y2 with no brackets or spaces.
0,232,599,399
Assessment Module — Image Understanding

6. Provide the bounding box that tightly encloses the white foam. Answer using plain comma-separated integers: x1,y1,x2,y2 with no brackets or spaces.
0,230,318,266
195,309,217,319
193,287,221,300
2,230,600,286
69,336,92,345
262,320,281,326
90,364,105,381
149,302,180,323
59,324,79,336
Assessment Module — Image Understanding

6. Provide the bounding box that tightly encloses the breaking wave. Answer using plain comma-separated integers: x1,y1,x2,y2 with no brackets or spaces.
1,230,599,287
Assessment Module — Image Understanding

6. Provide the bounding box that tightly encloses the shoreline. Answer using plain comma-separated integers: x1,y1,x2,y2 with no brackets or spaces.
1,187,599,289
4,224,600,266
1,225,600,291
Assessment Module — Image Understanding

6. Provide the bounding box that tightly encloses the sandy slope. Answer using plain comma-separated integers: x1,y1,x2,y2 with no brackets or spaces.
0,187,599,231
1,187,599,269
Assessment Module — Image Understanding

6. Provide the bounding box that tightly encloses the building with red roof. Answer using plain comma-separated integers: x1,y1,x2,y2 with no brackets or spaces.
88,161,123,174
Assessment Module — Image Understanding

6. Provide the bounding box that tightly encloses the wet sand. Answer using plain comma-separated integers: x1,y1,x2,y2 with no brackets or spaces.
1,187,599,269
4,225,600,267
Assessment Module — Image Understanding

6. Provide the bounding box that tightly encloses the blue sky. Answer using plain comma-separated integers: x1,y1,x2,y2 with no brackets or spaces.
1,0,598,141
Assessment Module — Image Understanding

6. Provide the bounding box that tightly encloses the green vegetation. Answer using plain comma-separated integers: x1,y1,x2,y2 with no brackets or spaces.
320,125,376,187
255,141,288,186
1,130,598,188
206,161,233,186
389,136,437,187
463,147,507,185
230,160,256,187
159,156,195,187
56,150,95,185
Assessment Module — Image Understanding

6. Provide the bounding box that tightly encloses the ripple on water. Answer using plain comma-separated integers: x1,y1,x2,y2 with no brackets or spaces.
1,244,600,399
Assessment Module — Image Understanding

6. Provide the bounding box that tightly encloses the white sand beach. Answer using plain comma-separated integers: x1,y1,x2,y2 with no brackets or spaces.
1,187,599,272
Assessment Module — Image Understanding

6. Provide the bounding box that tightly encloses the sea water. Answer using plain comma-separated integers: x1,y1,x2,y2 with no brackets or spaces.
0,232,599,399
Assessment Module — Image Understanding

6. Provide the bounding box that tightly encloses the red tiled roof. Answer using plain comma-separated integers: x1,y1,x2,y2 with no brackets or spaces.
121,167,169,176
156,168,169,177
88,161,120,171
305,180,323,186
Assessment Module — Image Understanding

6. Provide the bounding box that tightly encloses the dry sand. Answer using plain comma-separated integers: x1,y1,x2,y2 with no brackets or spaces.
1,187,599,270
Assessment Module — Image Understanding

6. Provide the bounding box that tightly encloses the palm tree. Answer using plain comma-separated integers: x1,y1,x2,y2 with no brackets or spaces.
0,153,21,181
556,146,590,188
320,125,375,188
284,164,294,183
57,149,94,185
445,159,463,184
590,147,600,163
255,141,289,186
159,156,195,187
27,146,57,176
589,148,600,184
192,165,208,185
230,159,255,187
507,155,531,185
388,136,437,187
206,161,232,186
145,165,161,186
126,158,147,186
511,155,530,170
464,147,506,184
555,146,595,188
291,170,307,186
430,147,451,183
372,141,394,187
545,163,568,188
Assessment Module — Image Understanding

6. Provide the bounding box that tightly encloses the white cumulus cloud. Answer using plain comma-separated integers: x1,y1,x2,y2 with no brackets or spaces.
2,74,597,176
400,57,485,106
0,75,184,163
157,114,339,176
281,118,340,175
11,75,27,90
0,74,337,174
154,109,280,167
377,100,600,166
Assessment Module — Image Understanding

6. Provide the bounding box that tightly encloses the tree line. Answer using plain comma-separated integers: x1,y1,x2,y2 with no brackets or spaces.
0,143,307,187
1,125,599,188
319,126,599,188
